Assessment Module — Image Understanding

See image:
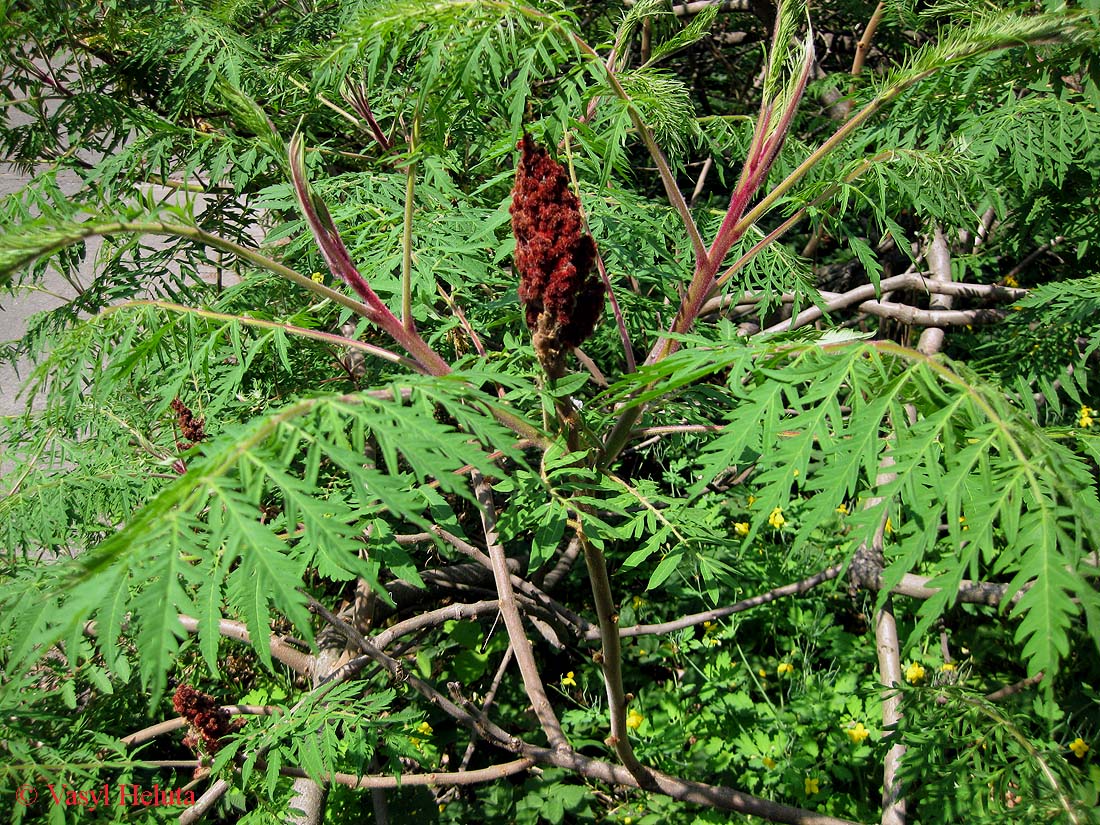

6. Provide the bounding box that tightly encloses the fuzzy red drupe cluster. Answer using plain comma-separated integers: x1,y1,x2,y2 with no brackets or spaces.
172,684,240,756
510,134,603,372
170,398,206,450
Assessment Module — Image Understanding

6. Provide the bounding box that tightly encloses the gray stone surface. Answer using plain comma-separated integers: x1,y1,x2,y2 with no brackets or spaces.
0,163,84,418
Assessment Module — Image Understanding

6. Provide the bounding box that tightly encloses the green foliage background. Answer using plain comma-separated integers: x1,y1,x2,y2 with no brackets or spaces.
1,0,1099,823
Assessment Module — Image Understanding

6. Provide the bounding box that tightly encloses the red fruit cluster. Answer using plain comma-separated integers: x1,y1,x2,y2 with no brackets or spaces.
510,134,603,369
171,398,206,449
172,684,239,755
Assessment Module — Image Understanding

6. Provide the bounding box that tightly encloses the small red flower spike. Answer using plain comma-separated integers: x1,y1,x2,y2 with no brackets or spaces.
510,134,604,376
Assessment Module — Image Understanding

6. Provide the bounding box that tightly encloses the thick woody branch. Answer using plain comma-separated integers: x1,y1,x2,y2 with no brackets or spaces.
876,596,906,825
152,755,538,794
180,625,374,825
516,744,861,825
858,300,1006,328
916,225,954,355
890,573,1023,606
704,275,1026,318
432,526,593,637
304,596,526,748
763,272,1024,334
470,470,569,750
305,596,860,825
850,426,907,825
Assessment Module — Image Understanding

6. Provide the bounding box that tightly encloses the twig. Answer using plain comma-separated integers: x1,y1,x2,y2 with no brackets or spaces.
121,706,280,747
275,758,535,789
563,132,635,373
540,536,582,591
574,347,610,387
611,564,844,640
458,646,515,771
689,156,714,208
623,0,752,14
303,596,522,747
851,2,885,77
576,526,654,785
109,301,420,372
401,120,418,331
632,424,725,439
176,615,313,675
1003,236,1064,281
985,673,1044,702
372,600,501,650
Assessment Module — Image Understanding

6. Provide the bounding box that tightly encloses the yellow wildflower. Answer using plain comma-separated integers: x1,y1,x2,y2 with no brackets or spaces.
959,516,968,531
747,495,757,506
768,506,786,529
416,721,433,736
836,502,849,515
624,819,633,825
310,271,325,283
762,757,777,770
758,668,768,678
777,662,794,676
884,517,893,535
561,671,577,688
941,663,957,673
734,522,750,537
805,777,819,795
626,709,644,730
905,662,926,684
1003,273,1020,288
1070,737,1090,758
632,596,645,610
845,722,870,745
792,468,799,477
1079,406,1096,428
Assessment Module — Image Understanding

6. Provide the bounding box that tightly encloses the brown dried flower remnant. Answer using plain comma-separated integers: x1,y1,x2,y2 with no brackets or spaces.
172,683,241,756
510,134,604,376
171,398,206,450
